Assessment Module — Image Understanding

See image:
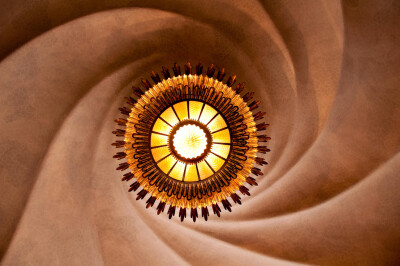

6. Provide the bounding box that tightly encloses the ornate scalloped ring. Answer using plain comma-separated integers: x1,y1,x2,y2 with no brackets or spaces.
113,62,271,222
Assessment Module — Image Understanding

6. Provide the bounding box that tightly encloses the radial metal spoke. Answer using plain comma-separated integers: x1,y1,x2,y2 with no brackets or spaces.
210,151,226,160
182,164,187,182
204,159,215,173
196,163,201,181
156,153,171,163
151,144,168,149
151,131,169,136
211,126,228,134
212,142,231,145
159,117,173,128
197,102,205,121
187,101,190,119
167,160,178,175
206,113,219,126
171,104,181,122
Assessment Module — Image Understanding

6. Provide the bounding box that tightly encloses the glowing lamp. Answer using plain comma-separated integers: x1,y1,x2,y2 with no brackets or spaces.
112,62,270,222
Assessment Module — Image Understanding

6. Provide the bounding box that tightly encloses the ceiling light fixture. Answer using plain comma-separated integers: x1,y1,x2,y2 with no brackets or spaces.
113,62,270,222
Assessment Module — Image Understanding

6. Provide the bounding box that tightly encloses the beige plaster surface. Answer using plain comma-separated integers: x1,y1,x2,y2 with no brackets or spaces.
0,0,399,265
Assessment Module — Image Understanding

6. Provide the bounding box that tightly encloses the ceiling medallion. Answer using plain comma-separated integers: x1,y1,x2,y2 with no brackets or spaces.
113,62,270,222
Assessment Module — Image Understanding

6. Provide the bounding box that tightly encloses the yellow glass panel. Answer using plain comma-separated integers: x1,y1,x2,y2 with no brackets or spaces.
211,143,230,159
169,161,186,181
197,161,213,180
185,164,199,182
152,118,171,134
160,107,179,126
157,155,175,174
151,133,168,147
199,104,217,124
151,146,170,162
205,154,225,172
173,101,188,121
212,128,231,143
207,114,227,133
189,101,204,120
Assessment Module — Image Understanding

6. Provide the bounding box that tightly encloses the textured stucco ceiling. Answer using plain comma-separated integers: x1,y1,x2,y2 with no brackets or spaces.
0,0,399,265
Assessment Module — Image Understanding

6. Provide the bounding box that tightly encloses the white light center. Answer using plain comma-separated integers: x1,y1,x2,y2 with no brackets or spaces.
173,124,208,159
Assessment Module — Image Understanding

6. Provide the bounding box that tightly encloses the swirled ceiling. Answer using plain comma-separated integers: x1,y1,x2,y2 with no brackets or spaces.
0,0,399,265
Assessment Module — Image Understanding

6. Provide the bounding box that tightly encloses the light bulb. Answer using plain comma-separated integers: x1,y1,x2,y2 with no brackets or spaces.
172,124,208,159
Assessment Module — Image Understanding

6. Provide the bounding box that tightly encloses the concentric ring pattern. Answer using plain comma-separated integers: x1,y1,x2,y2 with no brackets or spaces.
0,1,399,265
113,69,267,220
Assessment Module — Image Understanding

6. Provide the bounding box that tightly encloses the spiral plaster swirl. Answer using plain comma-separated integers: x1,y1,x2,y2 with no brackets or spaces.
0,1,399,265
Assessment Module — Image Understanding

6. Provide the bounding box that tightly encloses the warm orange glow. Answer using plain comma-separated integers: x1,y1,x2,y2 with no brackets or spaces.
114,64,268,220
114,69,267,218
149,100,232,182
173,124,208,159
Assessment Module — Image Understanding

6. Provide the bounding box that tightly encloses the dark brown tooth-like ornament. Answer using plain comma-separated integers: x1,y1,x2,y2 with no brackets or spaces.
162,66,170,79
151,71,161,84
179,208,186,222
217,68,225,81
168,206,176,219
212,204,221,217
246,177,258,186
113,152,126,160
234,82,245,94
226,75,236,86
206,64,215,77
157,202,166,215
196,63,203,75
112,62,270,221
231,193,242,205
184,62,192,75
128,181,140,192
190,208,198,222
240,185,251,195
122,172,134,181
255,157,268,166
132,87,144,98
201,207,209,221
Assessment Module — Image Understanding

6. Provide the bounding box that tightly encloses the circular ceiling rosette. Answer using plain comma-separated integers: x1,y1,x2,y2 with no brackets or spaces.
112,62,270,222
